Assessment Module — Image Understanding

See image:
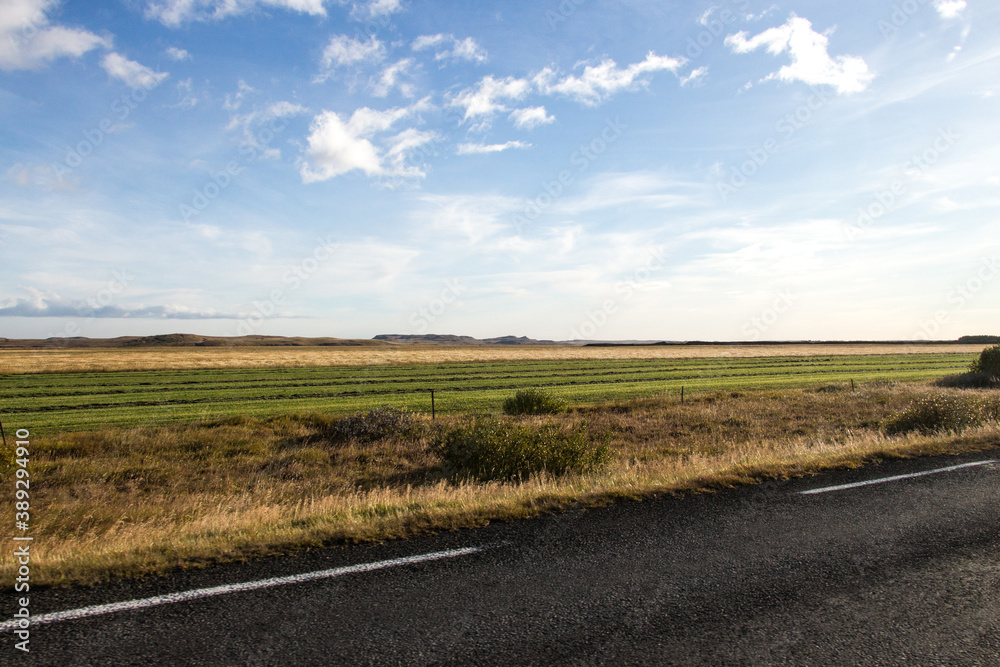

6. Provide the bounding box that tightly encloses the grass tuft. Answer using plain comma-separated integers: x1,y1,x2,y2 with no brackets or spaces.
934,372,1000,389
436,416,608,482
502,388,567,415
326,406,421,443
883,393,1000,434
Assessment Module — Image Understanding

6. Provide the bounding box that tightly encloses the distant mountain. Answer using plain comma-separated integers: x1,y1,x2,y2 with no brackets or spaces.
373,334,559,346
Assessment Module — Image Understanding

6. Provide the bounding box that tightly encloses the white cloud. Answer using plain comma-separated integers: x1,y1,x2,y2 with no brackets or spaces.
680,66,709,87
165,46,190,61
509,106,554,130
145,0,326,27
101,52,169,89
299,102,430,182
0,0,109,71
0,289,238,319
371,58,414,97
411,34,447,50
227,99,308,158
534,52,685,105
933,0,966,19
350,0,404,21
412,34,487,64
554,171,703,216
321,34,385,69
456,141,531,155
416,194,516,244
172,78,199,108
450,75,531,122
725,14,874,94
383,127,438,177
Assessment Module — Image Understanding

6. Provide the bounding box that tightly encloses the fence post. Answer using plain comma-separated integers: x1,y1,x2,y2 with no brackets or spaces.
430,390,435,420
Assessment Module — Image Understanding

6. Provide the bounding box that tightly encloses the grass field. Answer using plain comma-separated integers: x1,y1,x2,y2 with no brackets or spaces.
0,343,988,374
2,348,983,432
1,344,995,587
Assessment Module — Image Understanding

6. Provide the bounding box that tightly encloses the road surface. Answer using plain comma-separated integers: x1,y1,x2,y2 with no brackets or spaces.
9,447,999,665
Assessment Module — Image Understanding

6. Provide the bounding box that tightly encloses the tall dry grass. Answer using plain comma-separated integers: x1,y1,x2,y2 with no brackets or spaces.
0,343,988,374
2,381,997,586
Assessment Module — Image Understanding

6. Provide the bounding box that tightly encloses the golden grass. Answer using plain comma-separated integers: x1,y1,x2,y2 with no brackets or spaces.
0,343,989,374
3,381,997,587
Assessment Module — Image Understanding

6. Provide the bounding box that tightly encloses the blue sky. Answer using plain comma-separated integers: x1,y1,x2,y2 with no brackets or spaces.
1,0,997,341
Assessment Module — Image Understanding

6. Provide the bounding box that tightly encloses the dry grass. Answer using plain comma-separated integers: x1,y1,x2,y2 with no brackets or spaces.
3,380,998,587
1,343,988,374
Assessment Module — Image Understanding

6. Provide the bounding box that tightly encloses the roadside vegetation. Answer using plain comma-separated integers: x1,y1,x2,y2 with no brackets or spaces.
2,377,998,587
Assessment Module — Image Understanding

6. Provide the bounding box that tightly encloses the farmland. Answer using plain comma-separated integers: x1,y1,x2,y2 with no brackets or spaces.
2,343,997,587
2,346,983,432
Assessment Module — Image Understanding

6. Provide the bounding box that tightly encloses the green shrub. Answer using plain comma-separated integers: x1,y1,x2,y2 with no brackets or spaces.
883,395,1000,435
436,416,608,482
934,372,1000,389
502,388,567,415
970,344,1000,377
327,406,419,443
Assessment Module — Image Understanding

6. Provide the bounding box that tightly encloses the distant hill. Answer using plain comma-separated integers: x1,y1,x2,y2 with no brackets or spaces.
0,333,989,350
0,334,392,349
958,335,1000,344
373,334,559,346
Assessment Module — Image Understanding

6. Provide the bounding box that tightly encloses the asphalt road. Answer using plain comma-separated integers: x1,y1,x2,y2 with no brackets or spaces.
9,447,1000,666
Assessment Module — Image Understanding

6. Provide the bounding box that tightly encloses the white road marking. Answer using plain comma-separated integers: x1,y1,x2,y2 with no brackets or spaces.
0,546,482,632
799,460,998,495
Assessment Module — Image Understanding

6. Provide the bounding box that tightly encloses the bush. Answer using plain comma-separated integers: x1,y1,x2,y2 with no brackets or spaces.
502,388,567,415
883,395,1000,435
970,344,1000,378
934,372,1000,389
436,417,608,482
327,406,419,443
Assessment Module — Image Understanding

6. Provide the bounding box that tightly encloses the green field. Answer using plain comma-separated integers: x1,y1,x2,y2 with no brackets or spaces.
3,352,975,432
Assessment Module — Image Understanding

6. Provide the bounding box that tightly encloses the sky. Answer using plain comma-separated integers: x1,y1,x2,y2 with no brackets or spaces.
1,0,998,342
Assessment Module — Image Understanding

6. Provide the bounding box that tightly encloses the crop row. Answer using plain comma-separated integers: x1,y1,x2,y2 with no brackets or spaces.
1,353,973,432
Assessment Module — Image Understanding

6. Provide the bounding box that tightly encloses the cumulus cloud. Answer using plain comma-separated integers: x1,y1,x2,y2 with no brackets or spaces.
145,0,326,27
456,141,531,155
0,0,109,71
509,106,555,130
350,0,405,21
449,75,532,122
933,0,966,19
321,34,385,69
371,58,414,97
299,101,432,182
101,52,169,88
165,46,190,61
534,52,685,105
412,33,487,64
725,14,874,94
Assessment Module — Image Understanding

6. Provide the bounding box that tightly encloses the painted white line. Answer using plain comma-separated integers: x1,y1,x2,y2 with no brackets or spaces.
799,460,998,496
0,546,482,632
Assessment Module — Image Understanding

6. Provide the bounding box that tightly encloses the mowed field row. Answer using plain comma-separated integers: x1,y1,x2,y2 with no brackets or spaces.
3,352,976,432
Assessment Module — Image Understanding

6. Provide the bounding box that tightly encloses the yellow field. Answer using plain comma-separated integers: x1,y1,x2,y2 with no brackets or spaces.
0,343,988,374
